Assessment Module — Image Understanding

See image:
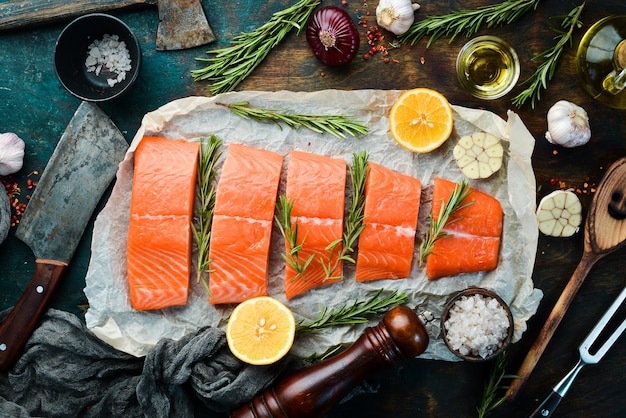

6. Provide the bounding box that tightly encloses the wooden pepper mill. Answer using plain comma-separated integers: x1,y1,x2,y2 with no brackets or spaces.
230,305,429,418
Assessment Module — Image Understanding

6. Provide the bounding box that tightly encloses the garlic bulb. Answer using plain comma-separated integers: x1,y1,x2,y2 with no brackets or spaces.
536,189,582,237
545,100,591,148
376,0,420,36
0,132,26,176
453,132,504,179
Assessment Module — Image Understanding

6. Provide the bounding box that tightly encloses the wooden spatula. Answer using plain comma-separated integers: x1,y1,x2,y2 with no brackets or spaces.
506,156,626,400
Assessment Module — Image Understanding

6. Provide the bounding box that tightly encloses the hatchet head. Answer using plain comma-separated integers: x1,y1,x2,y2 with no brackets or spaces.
156,0,215,51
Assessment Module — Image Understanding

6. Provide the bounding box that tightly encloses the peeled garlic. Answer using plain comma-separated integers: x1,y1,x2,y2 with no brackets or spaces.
453,132,504,179
0,132,25,176
545,100,591,148
376,0,420,36
536,190,582,237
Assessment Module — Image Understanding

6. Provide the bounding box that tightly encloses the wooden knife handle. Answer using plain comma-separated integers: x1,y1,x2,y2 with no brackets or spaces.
0,0,157,31
0,261,66,372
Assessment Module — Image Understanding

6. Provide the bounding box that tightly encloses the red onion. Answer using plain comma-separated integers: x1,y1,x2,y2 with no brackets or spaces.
306,6,360,67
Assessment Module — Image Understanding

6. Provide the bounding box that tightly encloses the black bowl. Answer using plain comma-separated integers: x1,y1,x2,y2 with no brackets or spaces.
54,13,141,102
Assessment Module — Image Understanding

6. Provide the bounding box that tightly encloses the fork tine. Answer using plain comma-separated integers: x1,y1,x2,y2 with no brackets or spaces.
580,286,626,364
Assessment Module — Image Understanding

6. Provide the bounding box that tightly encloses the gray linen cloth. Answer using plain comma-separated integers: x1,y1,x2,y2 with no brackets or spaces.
0,308,300,418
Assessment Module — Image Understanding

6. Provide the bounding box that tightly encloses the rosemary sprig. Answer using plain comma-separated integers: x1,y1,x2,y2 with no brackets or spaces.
477,352,519,418
321,151,369,281
295,289,409,335
275,195,316,281
399,0,542,47
217,101,369,139
192,0,321,94
511,3,585,109
304,343,349,363
191,135,223,293
418,179,474,265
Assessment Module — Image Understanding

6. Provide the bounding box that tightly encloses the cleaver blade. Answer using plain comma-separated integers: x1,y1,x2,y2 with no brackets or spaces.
0,101,128,372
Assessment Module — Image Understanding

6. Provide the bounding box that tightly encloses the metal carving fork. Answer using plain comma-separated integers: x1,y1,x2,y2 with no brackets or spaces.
529,285,626,417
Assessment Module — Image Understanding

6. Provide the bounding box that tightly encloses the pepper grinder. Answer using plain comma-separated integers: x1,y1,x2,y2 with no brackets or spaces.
230,305,429,418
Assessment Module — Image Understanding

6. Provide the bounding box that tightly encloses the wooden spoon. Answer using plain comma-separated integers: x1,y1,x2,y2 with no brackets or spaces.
506,156,626,400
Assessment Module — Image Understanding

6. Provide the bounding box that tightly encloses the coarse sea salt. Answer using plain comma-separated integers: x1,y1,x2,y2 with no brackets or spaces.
85,34,132,88
444,293,510,359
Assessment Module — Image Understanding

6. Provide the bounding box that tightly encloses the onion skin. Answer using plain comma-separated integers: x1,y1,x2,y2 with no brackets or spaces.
306,6,360,67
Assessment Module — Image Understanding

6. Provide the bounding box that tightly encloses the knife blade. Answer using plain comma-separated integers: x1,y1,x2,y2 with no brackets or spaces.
0,101,128,372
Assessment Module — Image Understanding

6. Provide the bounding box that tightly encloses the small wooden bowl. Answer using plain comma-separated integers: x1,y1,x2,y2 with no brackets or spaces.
440,287,514,362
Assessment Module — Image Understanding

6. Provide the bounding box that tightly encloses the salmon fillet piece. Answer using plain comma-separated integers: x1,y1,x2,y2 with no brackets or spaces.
209,144,283,304
284,150,346,300
355,162,421,282
127,136,199,310
426,178,503,279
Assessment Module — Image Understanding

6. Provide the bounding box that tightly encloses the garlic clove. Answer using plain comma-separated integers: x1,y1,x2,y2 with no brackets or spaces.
376,0,420,36
544,100,591,148
0,132,26,176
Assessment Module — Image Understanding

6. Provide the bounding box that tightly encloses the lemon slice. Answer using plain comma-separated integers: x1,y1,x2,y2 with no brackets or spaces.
226,296,296,365
389,88,454,153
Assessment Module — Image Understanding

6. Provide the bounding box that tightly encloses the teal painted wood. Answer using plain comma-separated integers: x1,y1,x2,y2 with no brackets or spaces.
1,1,626,417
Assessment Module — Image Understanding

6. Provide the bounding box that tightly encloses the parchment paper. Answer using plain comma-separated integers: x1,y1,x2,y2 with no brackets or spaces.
84,89,543,361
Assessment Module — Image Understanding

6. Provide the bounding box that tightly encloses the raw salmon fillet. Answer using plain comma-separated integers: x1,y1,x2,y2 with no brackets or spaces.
208,144,283,304
127,136,200,310
426,178,503,279
284,150,346,299
355,162,422,282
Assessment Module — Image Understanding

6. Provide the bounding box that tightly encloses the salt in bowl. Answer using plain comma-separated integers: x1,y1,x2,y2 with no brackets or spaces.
440,287,514,362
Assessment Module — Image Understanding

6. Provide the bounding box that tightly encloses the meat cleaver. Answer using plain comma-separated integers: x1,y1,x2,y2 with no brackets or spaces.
0,102,128,372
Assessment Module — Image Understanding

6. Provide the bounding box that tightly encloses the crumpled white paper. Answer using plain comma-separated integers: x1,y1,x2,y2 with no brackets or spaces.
84,90,543,361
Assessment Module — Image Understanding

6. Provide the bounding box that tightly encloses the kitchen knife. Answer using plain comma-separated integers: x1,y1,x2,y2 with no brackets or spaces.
0,102,128,372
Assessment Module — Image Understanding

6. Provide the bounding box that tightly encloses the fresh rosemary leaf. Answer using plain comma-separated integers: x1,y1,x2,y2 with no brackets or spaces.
418,179,474,265
275,195,315,281
511,3,585,109
192,135,223,293
217,101,369,139
477,352,519,418
295,289,409,335
321,151,369,281
304,343,349,363
399,0,541,47
192,0,321,94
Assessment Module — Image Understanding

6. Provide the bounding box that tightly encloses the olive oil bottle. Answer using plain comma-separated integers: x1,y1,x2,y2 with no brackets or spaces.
576,15,626,109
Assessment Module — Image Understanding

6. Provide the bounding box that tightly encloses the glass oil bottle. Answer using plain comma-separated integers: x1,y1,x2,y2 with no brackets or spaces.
576,15,626,109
